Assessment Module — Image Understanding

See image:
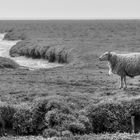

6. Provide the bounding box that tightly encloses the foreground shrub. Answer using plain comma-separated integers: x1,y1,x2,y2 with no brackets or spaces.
42,128,60,138
86,101,135,133
0,103,16,129
45,109,77,131
32,97,67,131
13,107,36,135
31,96,92,135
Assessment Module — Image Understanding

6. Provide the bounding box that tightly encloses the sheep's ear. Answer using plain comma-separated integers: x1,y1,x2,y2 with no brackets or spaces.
108,51,112,60
108,51,111,54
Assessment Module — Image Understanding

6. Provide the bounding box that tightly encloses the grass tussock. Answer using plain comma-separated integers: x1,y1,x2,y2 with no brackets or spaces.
0,57,19,69
9,39,75,64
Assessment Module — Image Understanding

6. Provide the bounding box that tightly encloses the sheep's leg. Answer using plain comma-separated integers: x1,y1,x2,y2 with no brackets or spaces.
120,76,124,89
123,76,127,89
108,69,112,75
108,63,112,76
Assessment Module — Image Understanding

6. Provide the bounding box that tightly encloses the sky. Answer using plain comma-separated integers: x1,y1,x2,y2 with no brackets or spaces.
0,0,140,19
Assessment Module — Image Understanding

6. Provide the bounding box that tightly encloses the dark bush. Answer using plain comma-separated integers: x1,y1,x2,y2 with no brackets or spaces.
86,101,136,133
31,98,49,133
31,96,69,132
45,109,77,131
13,107,36,135
0,103,16,129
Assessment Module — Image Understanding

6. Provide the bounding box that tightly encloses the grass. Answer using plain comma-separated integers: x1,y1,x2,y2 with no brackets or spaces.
60,133,140,140
0,136,46,140
0,57,19,69
1,133,140,140
0,20,140,139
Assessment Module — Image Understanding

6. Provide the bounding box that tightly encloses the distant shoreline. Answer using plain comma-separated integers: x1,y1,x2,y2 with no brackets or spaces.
0,18,140,21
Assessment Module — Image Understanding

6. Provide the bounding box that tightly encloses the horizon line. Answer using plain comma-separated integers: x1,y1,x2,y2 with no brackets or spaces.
0,17,140,20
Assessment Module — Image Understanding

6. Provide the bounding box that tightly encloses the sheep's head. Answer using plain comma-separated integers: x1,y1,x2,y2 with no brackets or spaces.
99,52,111,61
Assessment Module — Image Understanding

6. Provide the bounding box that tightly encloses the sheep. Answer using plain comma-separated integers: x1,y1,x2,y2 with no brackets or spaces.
99,51,140,89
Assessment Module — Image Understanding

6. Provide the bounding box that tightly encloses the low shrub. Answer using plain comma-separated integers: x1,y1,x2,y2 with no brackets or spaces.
86,99,140,133
0,103,16,129
31,96,91,135
4,97,140,136
13,107,36,135
45,109,77,131
9,96,140,136
31,96,68,132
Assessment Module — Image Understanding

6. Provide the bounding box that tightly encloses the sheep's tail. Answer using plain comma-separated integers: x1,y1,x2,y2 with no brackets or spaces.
18,66,35,71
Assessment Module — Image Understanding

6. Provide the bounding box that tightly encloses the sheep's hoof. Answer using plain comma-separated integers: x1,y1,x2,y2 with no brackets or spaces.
119,86,123,89
123,87,127,90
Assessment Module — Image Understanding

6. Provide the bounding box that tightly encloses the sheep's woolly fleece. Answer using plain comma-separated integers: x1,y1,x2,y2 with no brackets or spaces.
99,52,140,77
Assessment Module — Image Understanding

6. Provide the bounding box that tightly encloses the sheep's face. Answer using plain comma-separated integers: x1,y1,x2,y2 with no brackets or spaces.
99,52,110,61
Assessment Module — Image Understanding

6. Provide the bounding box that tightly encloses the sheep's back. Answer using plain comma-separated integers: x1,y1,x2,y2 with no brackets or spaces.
119,53,140,77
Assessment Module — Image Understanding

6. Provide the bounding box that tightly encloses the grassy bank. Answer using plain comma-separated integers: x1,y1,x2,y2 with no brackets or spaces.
9,39,76,64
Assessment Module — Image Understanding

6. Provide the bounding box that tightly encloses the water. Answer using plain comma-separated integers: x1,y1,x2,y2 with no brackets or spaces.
0,34,63,70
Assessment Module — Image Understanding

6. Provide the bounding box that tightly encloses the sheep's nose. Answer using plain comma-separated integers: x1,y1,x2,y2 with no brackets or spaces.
99,57,101,61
